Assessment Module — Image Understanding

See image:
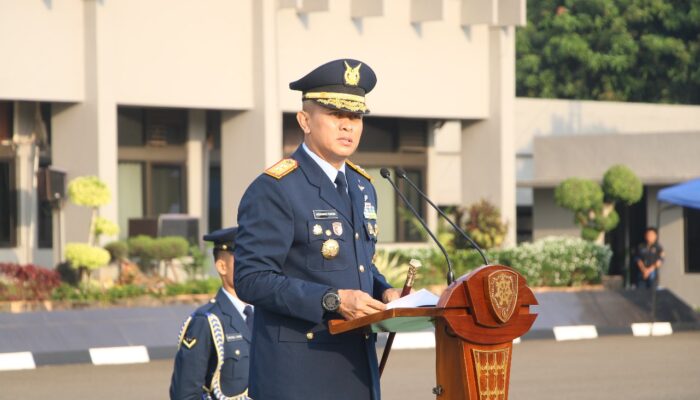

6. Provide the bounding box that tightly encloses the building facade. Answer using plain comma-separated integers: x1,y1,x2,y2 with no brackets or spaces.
0,0,525,265
515,98,700,306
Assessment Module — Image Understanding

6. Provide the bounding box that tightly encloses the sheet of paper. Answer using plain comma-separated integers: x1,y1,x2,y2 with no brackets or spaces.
386,288,439,310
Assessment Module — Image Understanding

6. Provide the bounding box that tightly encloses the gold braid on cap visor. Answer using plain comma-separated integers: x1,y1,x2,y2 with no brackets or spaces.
303,92,368,113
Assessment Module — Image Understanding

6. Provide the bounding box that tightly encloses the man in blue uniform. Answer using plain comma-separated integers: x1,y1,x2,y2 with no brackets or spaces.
170,227,253,400
234,59,401,400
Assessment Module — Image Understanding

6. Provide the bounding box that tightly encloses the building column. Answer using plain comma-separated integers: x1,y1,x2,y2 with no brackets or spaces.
52,1,118,258
461,26,516,247
13,102,40,264
187,109,207,240
221,0,281,227
427,120,463,232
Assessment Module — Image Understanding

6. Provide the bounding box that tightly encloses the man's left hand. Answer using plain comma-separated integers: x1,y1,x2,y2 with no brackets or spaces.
382,288,402,303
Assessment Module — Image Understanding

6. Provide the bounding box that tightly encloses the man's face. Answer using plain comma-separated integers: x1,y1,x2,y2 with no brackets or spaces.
297,101,363,165
645,230,657,244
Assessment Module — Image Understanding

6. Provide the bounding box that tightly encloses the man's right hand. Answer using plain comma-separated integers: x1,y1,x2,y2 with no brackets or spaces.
337,289,386,321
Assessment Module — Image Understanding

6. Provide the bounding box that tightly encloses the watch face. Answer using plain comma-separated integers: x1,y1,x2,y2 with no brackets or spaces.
323,293,340,311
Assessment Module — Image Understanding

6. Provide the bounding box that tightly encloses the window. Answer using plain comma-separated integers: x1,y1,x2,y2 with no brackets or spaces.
118,107,187,147
0,160,16,247
117,162,187,238
0,101,13,143
685,207,700,273
151,165,185,215
209,166,222,232
118,162,145,238
516,206,533,244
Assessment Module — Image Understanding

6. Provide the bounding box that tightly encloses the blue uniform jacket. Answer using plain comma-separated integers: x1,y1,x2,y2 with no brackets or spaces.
169,289,251,400
234,145,393,400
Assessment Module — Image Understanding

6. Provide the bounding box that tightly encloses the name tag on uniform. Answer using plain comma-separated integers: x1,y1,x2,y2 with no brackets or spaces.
313,210,339,220
226,333,243,342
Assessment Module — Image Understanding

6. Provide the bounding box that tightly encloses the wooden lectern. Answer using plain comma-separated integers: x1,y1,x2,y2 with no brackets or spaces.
329,265,538,399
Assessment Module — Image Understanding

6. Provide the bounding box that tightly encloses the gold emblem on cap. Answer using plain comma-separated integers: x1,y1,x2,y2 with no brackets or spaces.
312,224,323,236
321,239,340,259
344,61,362,86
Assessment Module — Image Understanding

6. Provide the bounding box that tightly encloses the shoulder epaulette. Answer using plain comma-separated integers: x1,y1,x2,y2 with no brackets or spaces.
264,158,298,180
346,160,372,181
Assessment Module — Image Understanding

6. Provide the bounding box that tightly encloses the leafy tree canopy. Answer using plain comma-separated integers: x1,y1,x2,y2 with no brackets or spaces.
517,0,700,104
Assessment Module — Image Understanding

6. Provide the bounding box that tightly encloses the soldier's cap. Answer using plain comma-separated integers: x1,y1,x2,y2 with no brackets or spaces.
289,58,377,115
203,227,238,252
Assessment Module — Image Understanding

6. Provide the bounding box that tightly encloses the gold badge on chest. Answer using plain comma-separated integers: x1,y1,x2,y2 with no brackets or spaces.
321,239,340,259
332,221,343,236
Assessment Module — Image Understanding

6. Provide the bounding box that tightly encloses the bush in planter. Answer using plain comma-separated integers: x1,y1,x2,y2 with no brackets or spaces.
127,235,157,274
383,236,611,287
0,263,62,301
64,243,111,284
104,240,128,262
492,237,611,286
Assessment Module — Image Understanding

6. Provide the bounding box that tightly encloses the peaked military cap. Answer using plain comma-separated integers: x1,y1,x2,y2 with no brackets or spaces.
203,227,238,252
289,58,377,114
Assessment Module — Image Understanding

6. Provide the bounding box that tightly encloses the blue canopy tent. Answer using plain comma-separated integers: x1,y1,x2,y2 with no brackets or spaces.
647,178,700,327
657,178,700,211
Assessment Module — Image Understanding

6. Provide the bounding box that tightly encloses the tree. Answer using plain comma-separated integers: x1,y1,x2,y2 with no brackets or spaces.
65,176,118,283
555,165,642,242
517,0,700,104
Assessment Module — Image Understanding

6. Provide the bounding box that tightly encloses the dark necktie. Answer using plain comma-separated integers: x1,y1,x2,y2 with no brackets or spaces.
243,305,254,332
334,171,352,216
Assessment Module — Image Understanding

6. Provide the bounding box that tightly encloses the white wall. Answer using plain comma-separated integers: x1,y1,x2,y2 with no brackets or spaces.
103,0,254,110
276,0,490,119
0,0,84,102
515,98,700,155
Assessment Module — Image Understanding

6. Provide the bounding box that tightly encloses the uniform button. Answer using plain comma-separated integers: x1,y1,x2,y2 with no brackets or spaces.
359,265,365,272
355,232,359,240
306,332,314,340
365,334,370,340
235,349,241,356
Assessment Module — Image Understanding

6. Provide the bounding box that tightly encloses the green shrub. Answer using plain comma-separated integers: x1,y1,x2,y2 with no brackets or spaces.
104,241,128,261
94,217,120,238
67,176,111,207
383,236,611,287
603,165,643,205
164,278,220,296
153,236,189,260
184,245,208,279
65,243,110,271
127,235,157,273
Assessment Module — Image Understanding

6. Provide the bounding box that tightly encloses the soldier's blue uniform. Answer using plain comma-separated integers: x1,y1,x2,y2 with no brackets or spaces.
235,146,391,400
235,58,392,400
170,228,252,400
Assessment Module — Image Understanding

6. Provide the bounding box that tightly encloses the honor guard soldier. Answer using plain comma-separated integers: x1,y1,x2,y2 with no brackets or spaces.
170,227,253,400
234,59,402,400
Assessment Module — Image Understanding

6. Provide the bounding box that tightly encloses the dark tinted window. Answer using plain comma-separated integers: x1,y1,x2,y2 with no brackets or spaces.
0,161,16,247
686,207,700,273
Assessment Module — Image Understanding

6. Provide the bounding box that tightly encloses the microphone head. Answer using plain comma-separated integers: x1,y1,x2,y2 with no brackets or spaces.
395,167,408,179
380,168,391,178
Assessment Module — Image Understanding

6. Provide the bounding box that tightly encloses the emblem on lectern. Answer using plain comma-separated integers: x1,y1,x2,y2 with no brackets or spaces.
487,270,518,323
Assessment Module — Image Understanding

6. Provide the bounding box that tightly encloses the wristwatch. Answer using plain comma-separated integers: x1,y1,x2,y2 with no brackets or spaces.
322,289,341,312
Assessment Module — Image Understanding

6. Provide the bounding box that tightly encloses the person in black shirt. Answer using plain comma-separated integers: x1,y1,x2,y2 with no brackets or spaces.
634,227,664,289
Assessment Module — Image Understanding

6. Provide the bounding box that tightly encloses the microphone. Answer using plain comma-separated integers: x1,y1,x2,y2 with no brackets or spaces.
380,168,455,285
395,167,489,266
